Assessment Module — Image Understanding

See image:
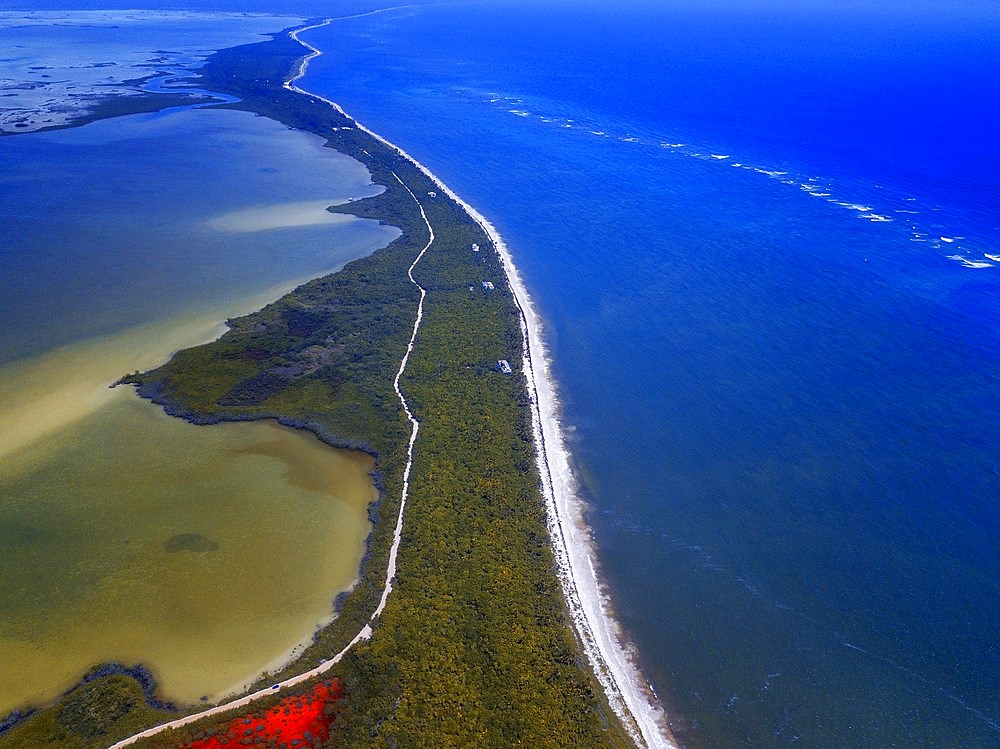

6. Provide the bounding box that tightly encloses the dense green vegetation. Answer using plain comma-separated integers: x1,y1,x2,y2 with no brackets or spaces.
0,669,174,748
0,25,637,749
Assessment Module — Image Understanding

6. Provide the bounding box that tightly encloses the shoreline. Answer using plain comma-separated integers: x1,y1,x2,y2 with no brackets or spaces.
2,17,674,746
288,19,675,749
457,183,676,749
1,273,329,463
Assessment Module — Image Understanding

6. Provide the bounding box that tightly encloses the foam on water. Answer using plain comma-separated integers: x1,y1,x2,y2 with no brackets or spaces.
948,255,994,269
480,87,996,273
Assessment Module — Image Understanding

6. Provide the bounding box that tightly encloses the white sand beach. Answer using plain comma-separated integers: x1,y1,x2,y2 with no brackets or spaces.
287,20,676,749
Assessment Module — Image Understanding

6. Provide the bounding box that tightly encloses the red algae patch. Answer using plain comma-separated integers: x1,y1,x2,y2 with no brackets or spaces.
179,681,342,749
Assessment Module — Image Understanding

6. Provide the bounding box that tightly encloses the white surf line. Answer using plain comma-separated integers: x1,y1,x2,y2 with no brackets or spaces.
106,175,434,749
514,298,677,749
429,181,675,749
287,18,675,749
284,18,328,82
323,4,428,23
468,207,675,749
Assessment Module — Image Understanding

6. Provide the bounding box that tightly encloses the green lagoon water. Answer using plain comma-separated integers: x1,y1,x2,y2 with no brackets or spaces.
0,92,397,712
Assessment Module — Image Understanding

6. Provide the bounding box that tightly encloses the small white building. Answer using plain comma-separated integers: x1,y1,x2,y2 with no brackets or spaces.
427,191,437,197
471,243,480,252
482,281,495,291
497,359,513,374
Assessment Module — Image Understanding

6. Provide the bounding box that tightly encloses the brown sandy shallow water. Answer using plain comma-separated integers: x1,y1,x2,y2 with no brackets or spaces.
0,385,376,715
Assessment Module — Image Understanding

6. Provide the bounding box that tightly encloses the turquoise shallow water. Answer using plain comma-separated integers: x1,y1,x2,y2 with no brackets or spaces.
295,2,1000,746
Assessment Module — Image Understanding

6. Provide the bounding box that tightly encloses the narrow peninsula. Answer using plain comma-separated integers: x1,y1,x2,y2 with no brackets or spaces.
0,20,671,749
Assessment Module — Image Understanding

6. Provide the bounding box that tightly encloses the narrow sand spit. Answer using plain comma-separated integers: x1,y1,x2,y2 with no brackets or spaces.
287,18,675,749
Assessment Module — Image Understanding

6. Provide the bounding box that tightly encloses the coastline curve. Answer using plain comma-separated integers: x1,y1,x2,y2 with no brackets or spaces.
288,17,676,749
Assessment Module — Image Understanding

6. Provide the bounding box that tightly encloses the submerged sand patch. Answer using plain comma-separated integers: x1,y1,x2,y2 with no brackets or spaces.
0,283,311,464
204,199,358,233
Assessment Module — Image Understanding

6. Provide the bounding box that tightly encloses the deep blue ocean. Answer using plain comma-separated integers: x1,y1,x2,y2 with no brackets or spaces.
3,0,998,746
292,2,999,746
